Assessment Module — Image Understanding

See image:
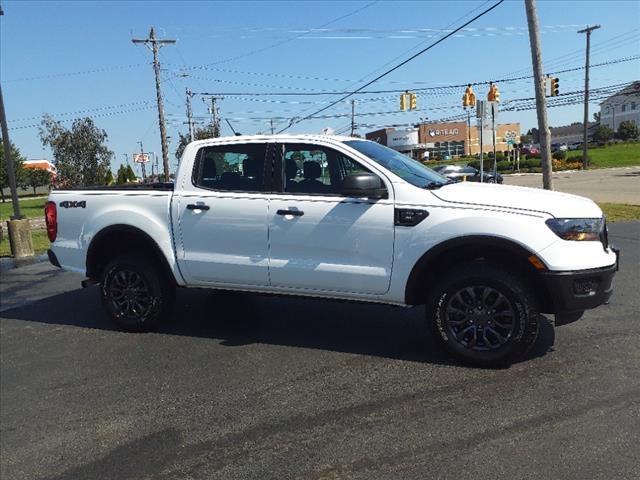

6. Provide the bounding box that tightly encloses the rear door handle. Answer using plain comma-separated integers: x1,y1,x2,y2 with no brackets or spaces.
186,203,210,211
276,209,304,217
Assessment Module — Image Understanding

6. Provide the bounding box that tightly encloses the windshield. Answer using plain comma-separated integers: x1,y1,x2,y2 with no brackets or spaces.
344,140,448,189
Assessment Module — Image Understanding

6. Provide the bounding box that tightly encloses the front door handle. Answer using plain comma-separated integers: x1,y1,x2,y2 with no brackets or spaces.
186,203,210,211
276,209,304,217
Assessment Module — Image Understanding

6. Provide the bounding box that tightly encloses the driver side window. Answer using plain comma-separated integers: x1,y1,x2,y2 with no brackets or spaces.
281,143,374,195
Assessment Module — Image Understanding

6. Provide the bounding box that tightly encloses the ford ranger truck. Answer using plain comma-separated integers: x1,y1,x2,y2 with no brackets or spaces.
44,135,619,366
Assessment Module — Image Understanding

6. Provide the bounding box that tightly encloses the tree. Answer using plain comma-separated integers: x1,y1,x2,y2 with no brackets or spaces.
174,125,217,162
617,120,639,141
0,138,27,203
25,168,52,196
39,115,113,188
105,169,114,185
520,134,533,145
592,124,613,143
525,128,539,144
116,164,137,184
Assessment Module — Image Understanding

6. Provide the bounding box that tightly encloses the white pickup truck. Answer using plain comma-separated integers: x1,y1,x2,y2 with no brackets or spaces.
45,134,619,366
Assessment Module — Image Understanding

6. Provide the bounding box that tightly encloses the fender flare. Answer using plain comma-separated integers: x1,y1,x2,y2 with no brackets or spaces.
404,235,545,305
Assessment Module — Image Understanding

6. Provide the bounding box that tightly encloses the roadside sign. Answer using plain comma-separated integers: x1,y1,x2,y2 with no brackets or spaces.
133,153,150,163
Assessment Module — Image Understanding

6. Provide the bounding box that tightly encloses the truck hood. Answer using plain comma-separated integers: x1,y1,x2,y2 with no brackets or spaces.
430,181,602,218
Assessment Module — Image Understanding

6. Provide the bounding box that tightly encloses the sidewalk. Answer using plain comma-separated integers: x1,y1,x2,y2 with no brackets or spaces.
504,166,640,204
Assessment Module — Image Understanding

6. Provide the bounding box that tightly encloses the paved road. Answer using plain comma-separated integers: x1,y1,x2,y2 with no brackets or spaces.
1,222,639,480
504,166,640,204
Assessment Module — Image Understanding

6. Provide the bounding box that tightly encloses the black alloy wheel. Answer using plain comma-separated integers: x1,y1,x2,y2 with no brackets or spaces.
442,285,515,351
108,269,155,322
427,262,540,367
100,253,175,331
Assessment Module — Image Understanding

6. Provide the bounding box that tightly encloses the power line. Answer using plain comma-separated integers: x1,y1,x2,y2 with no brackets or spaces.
8,104,157,131
188,55,638,98
3,64,146,83
277,1,506,133
184,1,379,69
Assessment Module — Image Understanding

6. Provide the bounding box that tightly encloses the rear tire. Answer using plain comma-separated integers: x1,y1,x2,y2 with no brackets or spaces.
426,262,539,367
100,253,175,332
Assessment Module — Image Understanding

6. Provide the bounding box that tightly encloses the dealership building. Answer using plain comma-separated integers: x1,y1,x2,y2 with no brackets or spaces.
366,121,521,158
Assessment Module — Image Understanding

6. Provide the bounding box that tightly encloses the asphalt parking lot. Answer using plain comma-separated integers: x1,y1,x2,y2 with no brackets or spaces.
1,222,639,480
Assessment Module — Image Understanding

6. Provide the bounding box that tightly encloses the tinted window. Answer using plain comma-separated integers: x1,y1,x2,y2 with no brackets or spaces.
282,143,372,195
193,143,268,192
460,166,477,174
344,140,447,188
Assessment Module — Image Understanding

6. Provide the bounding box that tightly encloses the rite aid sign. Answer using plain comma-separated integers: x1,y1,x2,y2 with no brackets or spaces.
428,128,460,137
387,128,419,149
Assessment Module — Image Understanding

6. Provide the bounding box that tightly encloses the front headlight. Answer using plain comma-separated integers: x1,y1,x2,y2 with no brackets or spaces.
545,218,603,241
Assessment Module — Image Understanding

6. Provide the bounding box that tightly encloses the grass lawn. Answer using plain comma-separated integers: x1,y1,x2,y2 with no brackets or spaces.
0,230,50,257
598,203,640,223
0,197,47,221
566,142,640,168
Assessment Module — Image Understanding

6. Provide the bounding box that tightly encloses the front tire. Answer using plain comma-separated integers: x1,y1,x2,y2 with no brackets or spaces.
100,253,175,332
426,262,539,367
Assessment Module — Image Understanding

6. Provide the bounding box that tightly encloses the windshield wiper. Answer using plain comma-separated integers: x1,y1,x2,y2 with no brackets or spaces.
422,179,455,190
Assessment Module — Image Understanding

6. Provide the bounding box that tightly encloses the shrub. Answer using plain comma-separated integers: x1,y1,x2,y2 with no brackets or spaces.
552,150,567,160
617,120,639,141
525,153,541,160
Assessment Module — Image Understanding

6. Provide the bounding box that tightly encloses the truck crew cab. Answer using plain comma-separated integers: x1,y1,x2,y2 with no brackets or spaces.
45,135,619,366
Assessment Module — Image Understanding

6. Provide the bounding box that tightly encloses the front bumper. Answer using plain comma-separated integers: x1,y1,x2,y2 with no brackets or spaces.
540,246,619,313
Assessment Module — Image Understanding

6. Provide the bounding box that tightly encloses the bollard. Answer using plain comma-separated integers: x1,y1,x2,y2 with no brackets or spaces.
6,219,34,258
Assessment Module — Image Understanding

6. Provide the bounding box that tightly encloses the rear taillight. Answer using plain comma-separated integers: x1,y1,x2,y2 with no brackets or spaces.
44,201,57,242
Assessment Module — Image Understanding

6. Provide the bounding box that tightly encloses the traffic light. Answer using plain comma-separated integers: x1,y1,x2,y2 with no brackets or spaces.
410,93,417,110
543,77,548,95
487,82,500,102
400,93,407,111
462,84,476,108
550,77,560,96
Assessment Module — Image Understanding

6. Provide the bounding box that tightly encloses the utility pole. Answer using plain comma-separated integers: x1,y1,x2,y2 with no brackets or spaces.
270,119,275,135
578,24,600,169
132,27,175,182
1,7,33,257
201,95,224,137
185,88,195,142
525,0,553,190
350,100,356,136
0,85,21,218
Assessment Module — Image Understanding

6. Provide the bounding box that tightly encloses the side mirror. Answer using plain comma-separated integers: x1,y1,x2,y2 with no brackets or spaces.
342,173,387,199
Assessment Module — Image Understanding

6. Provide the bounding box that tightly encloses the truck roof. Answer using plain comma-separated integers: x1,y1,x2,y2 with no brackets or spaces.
187,134,365,147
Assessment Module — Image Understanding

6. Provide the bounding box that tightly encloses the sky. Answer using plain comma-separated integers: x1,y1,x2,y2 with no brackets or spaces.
1,0,639,174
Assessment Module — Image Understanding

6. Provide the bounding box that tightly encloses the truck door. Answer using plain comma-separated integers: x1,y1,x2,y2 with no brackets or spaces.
173,142,271,287
267,142,394,295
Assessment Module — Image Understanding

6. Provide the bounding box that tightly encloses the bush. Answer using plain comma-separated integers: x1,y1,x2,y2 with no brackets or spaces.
592,124,614,143
568,155,591,164
525,153,541,160
552,150,567,160
617,120,640,141
520,159,541,169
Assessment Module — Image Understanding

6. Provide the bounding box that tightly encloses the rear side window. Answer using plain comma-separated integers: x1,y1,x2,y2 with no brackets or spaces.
192,143,268,192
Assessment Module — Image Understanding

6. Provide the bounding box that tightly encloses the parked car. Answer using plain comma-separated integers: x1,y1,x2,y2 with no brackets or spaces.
551,143,568,152
45,134,619,367
432,164,503,184
522,146,540,155
568,141,583,151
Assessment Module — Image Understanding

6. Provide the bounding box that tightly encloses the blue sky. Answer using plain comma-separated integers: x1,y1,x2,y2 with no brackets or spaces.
2,0,639,173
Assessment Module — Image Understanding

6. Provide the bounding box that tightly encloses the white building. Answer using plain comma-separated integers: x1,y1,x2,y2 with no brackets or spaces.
599,81,640,131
